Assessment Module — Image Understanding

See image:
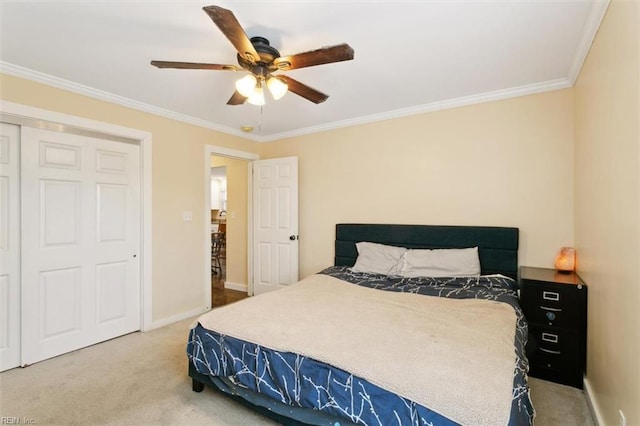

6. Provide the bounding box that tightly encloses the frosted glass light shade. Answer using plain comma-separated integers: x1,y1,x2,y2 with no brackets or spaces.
247,86,265,106
267,77,288,100
554,247,576,272
235,74,257,97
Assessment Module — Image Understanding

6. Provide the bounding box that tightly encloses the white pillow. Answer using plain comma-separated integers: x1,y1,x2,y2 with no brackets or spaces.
351,242,407,275
399,247,480,277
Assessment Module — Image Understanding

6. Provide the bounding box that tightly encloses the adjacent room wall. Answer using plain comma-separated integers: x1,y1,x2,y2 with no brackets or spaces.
0,74,261,325
258,89,575,278
573,0,640,424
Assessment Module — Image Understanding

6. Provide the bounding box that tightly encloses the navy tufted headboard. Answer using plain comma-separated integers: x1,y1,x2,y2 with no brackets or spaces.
334,224,519,279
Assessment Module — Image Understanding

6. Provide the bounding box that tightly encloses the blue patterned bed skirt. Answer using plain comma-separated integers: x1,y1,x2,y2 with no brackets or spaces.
187,266,535,425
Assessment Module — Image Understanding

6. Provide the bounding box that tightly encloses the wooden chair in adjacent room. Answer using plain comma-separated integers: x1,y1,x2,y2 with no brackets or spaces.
211,232,226,275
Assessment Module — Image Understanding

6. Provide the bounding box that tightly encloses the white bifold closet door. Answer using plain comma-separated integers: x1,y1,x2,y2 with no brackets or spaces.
20,127,141,366
0,123,21,371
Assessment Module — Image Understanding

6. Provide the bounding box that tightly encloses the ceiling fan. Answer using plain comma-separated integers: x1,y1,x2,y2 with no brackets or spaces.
151,5,355,106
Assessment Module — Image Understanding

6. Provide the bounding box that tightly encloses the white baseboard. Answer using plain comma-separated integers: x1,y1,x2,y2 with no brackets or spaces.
149,306,210,331
224,281,248,292
583,378,604,426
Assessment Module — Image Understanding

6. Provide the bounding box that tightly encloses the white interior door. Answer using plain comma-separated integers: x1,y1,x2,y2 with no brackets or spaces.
0,123,21,371
21,127,141,365
252,157,298,296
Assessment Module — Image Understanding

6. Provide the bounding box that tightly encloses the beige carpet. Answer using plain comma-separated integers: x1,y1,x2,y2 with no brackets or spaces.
528,377,595,426
1,317,594,425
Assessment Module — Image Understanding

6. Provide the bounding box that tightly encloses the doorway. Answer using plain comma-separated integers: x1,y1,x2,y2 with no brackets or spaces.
210,165,229,305
206,149,257,307
202,146,299,307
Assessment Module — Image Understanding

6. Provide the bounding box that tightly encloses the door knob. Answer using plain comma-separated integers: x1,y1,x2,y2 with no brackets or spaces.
289,235,298,241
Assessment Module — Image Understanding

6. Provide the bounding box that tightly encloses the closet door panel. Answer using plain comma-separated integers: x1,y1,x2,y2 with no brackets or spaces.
21,127,141,365
0,123,21,372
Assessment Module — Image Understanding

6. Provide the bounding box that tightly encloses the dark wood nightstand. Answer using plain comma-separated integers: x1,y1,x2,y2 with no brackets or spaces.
519,266,587,389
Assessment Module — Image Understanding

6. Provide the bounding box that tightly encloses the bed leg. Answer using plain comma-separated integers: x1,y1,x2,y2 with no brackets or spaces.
192,378,205,392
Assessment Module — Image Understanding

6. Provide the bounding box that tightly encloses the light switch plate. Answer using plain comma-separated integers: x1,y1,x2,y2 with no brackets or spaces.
182,211,193,222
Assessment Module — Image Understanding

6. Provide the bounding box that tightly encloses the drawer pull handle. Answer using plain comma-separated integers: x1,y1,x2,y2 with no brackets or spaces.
540,347,562,355
543,291,560,301
541,305,562,312
542,333,559,343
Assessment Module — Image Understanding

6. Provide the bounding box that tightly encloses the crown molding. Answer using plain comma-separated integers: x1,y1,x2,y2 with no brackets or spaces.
0,61,258,141
567,0,610,85
1,55,583,144
261,78,573,142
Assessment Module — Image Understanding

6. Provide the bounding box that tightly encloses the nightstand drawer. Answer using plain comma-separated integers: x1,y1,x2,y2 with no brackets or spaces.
520,284,583,328
527,325,579,360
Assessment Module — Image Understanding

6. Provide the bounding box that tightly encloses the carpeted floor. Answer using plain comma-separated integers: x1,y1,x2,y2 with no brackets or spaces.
1,316,594,425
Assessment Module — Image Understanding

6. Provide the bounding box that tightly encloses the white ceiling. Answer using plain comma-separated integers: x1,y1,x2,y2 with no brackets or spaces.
0,1,608,142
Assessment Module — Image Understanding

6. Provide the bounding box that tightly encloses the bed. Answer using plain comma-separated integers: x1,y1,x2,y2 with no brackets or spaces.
187,224,534,425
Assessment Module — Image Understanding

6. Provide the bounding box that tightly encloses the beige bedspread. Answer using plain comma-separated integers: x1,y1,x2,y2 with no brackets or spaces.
197,273,517,425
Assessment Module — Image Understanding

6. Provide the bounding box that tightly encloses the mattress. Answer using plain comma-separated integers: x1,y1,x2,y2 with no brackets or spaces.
187,266,534,425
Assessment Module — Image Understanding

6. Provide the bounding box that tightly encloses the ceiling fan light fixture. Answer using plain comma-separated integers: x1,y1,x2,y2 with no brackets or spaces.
247,85,265,106
152,6,355,106
235,74,257,97
267,76,288,100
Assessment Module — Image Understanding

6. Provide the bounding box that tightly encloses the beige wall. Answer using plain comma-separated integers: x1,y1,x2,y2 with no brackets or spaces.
211,156,248,288
0,74,261,324
574,1,640,424
259,90,575,278
3,74,576,314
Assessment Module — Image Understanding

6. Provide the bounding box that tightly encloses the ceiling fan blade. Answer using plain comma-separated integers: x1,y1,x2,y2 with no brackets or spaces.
203,5,260,64
274,44,354,70
278,75,328,104
150,61,242,71
227,91,248,106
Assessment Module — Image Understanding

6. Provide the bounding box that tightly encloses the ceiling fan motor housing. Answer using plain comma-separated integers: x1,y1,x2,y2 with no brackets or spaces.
237,37,283,74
